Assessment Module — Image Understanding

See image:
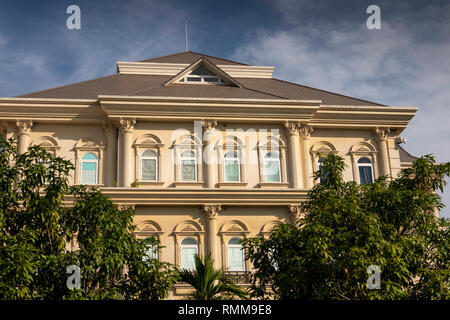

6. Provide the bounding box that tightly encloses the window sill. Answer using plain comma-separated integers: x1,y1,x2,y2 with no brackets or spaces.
136,181,165,187
74,184,105,187
258,182,289,189
216,182,248,188
172,181,205,188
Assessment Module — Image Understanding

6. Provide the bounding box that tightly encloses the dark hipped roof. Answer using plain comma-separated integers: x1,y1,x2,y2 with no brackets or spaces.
17,51,384,106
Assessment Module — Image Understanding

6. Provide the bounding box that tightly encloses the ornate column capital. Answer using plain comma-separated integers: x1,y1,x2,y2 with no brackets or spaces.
283,121,301,136
203,204,222,220
299,125,313,138
16,120,33,136
118,118,136,133
117,203,135,211
288,204,304,226
0,121,8,130
201,119,218,131
374,127,390,141
103,121,117,136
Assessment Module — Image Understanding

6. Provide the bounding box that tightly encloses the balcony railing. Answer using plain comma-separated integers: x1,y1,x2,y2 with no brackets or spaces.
225,271,251,284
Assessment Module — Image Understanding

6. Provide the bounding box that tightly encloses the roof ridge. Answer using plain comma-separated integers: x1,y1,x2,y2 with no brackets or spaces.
139,50,249,66
271,78,385,106
123,84,166,96
162,56,245,88
240,84,289,100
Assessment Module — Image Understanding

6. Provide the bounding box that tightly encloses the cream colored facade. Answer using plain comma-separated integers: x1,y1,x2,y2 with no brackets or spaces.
0,52,418,298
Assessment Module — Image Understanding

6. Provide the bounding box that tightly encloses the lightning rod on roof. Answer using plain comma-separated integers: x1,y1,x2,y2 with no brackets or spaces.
185,19,188,52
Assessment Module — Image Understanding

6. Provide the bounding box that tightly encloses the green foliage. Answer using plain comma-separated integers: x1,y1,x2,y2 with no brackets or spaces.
0,136,178,299
244,153,450,300
179,253,248,300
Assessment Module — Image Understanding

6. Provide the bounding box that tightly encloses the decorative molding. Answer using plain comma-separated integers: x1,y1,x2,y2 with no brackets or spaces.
135,220,163,234
118,118,136,132
282,121,301,136
116,61,275,78
203,204,222,220
0,120,7,130
117,203,135,211
16,120,33,135
216,182,248,188
219,220,249,234
201,119,218,131
257,182,289,189
288,204,304,226
374,127,390,141
260,220,283,237
299,125,313,138
102,122,117,136
172,181,205,188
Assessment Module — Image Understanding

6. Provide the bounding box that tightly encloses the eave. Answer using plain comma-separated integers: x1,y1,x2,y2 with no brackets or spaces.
0,97,417,130
0,97,102,123
98,95,321,123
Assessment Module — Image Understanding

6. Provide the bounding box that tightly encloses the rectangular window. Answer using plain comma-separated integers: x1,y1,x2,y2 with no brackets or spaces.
224,160,240,182
181,160,196,181
146,244,158,261
181,247,198,270
142,158,157,181
228,247,245,271
265,160,281,182
359,166,373,184
81,162,97,184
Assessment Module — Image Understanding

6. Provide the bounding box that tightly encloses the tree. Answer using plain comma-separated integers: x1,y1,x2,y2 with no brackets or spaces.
179,253,248,300
0,136,178,299
244,154,450,300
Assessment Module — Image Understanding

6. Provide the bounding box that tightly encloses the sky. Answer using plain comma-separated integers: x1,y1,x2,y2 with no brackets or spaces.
0,0,449,218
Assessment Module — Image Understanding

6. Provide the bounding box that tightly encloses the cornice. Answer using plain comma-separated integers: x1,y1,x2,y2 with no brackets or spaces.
61,188,309,206
0,98,104,123
0,97,417,129
99,95,320,122
116,61,275,78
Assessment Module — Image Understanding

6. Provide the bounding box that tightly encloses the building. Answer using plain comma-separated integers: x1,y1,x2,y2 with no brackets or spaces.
0,51,418,298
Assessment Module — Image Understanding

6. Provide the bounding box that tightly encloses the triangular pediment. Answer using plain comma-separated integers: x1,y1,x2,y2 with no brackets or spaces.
164,57,243,88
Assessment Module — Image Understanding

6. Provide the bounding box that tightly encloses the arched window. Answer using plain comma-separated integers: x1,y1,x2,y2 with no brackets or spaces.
227,238,245,271
81,153,98,185
146,243,158,261
264,152,281,182
358,157,374,185
317,157,326,183
141,150,158,181
180,237,198,270
224,151,241,182
180,150,197,182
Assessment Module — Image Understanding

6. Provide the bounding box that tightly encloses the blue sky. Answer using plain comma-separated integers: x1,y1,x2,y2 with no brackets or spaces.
1,0,450,217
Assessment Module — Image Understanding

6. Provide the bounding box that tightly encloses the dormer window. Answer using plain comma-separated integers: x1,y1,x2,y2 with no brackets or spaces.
178,66,226,84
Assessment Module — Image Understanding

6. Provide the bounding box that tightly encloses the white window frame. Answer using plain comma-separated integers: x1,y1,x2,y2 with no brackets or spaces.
227,237,245,272
223,151,241,182
180,150,198,182
140,149,158,182
263,152,281,183
80,152,98,185
357,157,375,185
180,237,199,270
177,66,226,85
